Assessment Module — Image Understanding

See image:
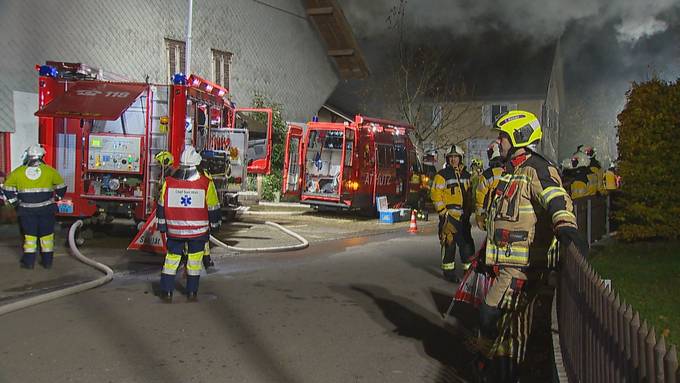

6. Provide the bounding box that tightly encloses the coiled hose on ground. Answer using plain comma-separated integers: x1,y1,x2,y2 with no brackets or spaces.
210,221,309,252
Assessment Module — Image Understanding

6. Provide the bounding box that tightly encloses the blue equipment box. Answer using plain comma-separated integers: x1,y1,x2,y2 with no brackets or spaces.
379,209,400,224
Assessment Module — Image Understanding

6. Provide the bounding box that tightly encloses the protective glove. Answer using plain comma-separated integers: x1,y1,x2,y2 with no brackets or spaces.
157,222,167,234
475,214,486,231
557,226,589,258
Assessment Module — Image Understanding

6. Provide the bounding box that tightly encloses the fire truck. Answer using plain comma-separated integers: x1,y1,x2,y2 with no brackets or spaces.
281,115,417,213
33,61,272,227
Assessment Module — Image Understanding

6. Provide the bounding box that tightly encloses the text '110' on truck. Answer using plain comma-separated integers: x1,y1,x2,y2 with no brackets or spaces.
33,61,272,231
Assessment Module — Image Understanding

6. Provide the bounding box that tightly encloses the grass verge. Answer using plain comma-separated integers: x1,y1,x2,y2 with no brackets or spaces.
590,239,680,350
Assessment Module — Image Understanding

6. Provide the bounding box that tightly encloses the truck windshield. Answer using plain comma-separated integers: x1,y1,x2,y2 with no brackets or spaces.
304,129,343,195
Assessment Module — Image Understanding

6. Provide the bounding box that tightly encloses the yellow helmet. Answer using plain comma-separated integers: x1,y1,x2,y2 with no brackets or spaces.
154,151,174,166
493,110,542,148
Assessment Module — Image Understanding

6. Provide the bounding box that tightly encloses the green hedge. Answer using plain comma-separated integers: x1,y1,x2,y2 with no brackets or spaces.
251,93,288,202
616,78,680,241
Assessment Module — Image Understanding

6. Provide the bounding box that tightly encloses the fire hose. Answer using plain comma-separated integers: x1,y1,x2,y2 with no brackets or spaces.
0,220,114,316
210,221,309,252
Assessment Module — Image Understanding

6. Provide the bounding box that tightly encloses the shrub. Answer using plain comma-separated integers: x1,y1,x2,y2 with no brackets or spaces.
615,78,680,240
250,93,288,201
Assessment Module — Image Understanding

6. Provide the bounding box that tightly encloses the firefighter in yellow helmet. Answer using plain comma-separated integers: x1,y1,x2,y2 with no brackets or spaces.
1,145,67,269
156,146,221,302
475,139,504,230
476,110,586,382
430,144,474,282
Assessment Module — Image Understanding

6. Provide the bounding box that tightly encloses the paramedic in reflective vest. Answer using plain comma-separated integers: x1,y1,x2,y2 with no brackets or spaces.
475,139,504,230
477,110,587,382
430,144,474,282
156,147,221,302
1,145,67,269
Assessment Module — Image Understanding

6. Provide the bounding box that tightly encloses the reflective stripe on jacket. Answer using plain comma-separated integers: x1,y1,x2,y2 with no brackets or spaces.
485,152,577,268
2,163,66,215
430,165,472,220
157,174,220,239
475,166,503,217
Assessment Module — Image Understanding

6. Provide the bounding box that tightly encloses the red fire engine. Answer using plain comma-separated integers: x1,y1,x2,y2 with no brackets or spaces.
282,115,417,212
34,61,272,227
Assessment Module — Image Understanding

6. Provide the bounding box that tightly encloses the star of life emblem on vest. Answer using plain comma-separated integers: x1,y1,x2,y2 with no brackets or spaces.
168,188,205,208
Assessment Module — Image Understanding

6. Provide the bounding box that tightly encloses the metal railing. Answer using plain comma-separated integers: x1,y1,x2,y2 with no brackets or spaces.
556,196,679,382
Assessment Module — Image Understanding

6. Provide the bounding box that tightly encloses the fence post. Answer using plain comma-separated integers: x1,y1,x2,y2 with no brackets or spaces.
606,194,611,234
640,321,649,381
655,336,667,382
665,345,679,383
623,304,633,381
587,198,592,244
647,327,658,383
597,280,606,383
631,311,641,381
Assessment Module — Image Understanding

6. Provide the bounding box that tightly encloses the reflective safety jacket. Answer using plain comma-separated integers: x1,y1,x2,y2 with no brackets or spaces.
409,173,421,193
569,167,594,199
157,171,221,239
475,162,504,217
603,168,619,191
475,165,503,229
587,164,603,195
485,152,577,268
2,163,66,216
431,165,472,220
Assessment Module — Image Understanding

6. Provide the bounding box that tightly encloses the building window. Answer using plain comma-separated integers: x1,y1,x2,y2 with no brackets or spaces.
482,103,518,126
212,49,232,90
165,38,186,81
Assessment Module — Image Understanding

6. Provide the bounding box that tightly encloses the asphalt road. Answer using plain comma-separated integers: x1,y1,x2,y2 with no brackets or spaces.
0,226,484,383
0,218,547,383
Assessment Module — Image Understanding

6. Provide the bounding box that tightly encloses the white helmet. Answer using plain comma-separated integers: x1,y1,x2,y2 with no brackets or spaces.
179,146,202,167
445,144,465,158
26,145,46,159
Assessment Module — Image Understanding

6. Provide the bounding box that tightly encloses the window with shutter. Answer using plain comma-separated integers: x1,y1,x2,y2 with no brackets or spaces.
165,38,186,81
483,103,518,126
211,49,233,90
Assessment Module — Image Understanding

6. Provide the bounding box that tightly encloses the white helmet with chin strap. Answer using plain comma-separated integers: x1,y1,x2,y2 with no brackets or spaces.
26,145,46,160
180,146,202,167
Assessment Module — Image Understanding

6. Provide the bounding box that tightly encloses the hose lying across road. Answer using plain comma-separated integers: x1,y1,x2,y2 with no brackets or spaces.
210,221,309,253
0,220,114,316
0,220,307,315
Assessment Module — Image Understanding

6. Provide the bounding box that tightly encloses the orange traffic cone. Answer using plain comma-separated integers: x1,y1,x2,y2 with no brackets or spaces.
408,209,418,233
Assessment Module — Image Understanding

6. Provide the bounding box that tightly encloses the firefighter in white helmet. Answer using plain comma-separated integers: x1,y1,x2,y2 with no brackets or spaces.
1,145,66,269
156,146,221,302
430,144,474,282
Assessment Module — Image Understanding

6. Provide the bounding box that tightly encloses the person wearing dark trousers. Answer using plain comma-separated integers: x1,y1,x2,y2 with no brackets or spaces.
2,145,66,269
156,146,221,303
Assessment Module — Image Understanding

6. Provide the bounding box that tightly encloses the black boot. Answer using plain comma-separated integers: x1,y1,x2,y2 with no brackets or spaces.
187,292,198,302
160,291,173,303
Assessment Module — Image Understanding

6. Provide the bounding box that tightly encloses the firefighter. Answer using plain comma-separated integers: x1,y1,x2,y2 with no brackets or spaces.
156,146,221,302
568,152,593,199
407,157,429,219
1,145,66,269
156,150,216,271
603,160,620,192
477,110,586,382
430,144,474,282
475,140,504,230
578,145,603,195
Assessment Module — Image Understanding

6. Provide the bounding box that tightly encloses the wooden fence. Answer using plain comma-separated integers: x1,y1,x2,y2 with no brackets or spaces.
557,197,679,382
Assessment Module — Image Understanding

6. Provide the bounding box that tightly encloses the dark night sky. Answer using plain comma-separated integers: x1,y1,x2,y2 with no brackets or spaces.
331,0,680,163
